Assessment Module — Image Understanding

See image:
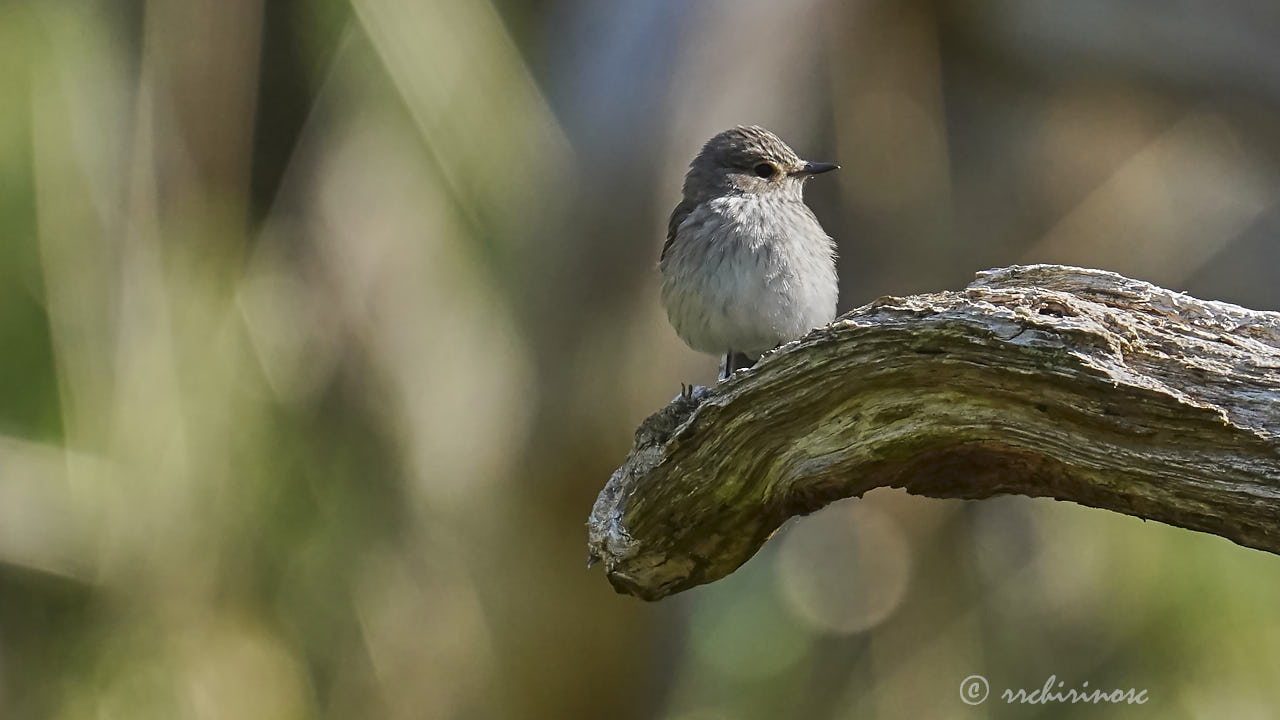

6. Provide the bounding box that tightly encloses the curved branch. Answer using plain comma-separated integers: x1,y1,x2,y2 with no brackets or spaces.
587,265,1280,600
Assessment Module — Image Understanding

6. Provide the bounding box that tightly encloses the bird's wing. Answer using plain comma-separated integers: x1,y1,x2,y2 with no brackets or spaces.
661,199,697,262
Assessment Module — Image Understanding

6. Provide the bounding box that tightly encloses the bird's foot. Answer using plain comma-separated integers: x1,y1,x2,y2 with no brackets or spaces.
673,382,710,405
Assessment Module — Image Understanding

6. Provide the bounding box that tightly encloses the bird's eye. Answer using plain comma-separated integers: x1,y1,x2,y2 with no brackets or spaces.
753,162,778,178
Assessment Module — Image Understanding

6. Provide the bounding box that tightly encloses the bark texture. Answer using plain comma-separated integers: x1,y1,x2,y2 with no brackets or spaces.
587,265,1280,601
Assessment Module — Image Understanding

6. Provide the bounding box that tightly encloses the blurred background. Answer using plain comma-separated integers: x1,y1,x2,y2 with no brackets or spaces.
2,0,1280,717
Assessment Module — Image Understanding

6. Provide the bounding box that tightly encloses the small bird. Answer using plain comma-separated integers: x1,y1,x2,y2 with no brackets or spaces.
660,126,839,381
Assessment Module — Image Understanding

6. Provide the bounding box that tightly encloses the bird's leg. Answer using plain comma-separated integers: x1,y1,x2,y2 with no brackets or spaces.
720,351,756,381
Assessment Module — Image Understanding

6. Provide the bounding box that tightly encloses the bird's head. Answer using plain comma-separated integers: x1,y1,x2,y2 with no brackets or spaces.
683,125,838,203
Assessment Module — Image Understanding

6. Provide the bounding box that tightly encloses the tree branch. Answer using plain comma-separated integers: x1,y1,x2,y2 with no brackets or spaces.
587,265,1280,601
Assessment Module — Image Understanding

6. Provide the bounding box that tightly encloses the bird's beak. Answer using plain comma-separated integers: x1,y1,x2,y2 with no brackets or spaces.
795,161,840,176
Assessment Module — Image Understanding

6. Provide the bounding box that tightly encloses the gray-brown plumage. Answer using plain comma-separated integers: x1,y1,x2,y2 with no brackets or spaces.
659,126,839,380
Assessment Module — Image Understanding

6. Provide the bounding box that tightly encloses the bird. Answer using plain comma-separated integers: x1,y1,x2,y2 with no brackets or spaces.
659,125,839,382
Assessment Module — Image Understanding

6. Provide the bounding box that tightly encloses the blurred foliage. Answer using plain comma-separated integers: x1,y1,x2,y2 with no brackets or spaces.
1,0,1279,718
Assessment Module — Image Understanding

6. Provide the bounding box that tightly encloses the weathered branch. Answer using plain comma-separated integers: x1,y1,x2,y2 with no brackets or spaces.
588,265,1280,600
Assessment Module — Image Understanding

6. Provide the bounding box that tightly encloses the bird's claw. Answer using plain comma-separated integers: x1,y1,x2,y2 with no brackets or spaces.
674,383,708,404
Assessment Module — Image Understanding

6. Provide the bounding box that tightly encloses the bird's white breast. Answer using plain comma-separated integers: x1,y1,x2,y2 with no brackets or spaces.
659,194,838,358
